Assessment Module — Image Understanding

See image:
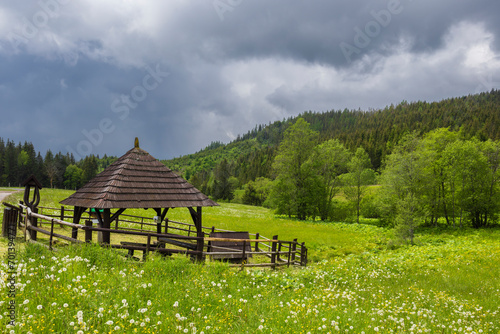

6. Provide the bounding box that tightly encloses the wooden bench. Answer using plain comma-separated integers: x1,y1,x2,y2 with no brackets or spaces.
208,232,252,262
157,237,197,250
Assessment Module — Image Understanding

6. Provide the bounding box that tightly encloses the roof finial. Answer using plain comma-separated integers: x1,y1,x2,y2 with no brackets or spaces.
134,137,139,148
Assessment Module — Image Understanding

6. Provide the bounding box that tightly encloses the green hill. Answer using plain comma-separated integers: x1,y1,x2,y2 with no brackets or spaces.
164,89,500,189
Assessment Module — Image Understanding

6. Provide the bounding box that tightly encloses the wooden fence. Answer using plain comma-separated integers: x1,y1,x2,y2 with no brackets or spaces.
4,203,307,268
35,205,219,237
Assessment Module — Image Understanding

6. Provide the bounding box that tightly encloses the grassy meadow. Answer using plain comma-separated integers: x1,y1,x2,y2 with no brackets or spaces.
1,189,500,333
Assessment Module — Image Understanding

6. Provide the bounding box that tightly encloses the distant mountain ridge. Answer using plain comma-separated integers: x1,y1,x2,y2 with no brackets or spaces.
164,89,500,186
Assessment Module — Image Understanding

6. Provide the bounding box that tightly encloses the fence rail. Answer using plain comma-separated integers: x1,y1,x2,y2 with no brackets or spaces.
3,202,307,268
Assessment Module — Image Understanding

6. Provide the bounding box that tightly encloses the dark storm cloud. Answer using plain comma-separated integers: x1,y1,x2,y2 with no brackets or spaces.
190,0,500,66
0,1,499,159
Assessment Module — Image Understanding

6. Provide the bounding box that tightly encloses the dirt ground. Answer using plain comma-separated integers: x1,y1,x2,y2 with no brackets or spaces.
0,191,14,202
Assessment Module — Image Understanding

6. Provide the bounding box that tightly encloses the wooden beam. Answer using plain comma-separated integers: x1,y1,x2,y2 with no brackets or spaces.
158,237,197,250
94,209,104,227
161,208,169,221
85,220,93,243
102,209,111,244
27,225,83,244
154,208,162,236
271,235,278,270
188,207,204,261
71,206,86,239
154,208,169,238
29,207,38,241
110,208,126,222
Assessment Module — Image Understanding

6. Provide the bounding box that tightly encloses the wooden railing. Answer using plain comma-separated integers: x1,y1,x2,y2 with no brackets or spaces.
35,205,216,236
5,203,307,268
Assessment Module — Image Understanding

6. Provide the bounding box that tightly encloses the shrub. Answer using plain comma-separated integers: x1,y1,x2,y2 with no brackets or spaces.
329,199,353,222
360,193,382,219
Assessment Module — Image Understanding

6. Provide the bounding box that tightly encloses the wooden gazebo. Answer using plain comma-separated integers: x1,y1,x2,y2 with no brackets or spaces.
60,138,218,257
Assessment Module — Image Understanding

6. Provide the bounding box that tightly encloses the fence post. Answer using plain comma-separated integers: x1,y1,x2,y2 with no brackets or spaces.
85,220,93,243
300,242,306,266
255,233,260,252
2,207,18,238
277,241,282,262
17,207,23,229
241,240,247,263
291,238,297,262
144,234,151,261
29,207,38,241
156,218,162,236
8,208,18,240
305,246,308,266
271,235,278,270
49,219,55,250
287,242,292,267
1,207,9,238
23,208,29,241
164,218,169,234
58,206,66,228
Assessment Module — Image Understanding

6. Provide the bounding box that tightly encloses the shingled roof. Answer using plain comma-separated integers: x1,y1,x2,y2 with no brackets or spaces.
60,140,218,209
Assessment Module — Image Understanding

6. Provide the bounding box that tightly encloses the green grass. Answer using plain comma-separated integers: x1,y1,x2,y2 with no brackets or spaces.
1,189,387,262
1,189,500,333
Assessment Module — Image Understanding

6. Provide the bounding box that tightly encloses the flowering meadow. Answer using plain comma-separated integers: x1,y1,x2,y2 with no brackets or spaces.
1,231,499,333
1,189,500,333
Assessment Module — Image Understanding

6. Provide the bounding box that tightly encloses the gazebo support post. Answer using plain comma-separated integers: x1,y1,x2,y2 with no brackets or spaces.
188,206,204,262
94,209,111,244
95,209,104,243
71,206,86,240
102,209,111,244
154,208,169,240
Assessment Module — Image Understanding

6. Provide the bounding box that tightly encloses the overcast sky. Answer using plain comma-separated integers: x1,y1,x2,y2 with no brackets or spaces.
1,0,499,160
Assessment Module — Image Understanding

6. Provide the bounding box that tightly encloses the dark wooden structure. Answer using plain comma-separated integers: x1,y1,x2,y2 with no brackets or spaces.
21,175,42,240
60,138,218,260
208,232,252,262
2,203,21,239
13,203,308,268
21,175,42,210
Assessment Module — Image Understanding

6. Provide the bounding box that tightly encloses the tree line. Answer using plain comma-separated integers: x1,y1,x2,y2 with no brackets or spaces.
268,118,375,222
0,138,116,189
379,128,500,240
171,89,500,196
189,117,500,232
275,120,500,231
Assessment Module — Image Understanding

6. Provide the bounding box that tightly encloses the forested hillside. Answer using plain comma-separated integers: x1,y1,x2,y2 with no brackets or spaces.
165,89,500,196
2,89,499,195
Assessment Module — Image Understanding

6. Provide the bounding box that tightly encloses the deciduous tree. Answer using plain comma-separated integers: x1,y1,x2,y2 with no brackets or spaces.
271,118,318,220
342,147,376,223
379,133,427,242
304,139,350,220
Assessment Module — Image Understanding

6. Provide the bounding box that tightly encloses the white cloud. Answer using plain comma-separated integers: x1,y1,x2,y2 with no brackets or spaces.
217,20,500,123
